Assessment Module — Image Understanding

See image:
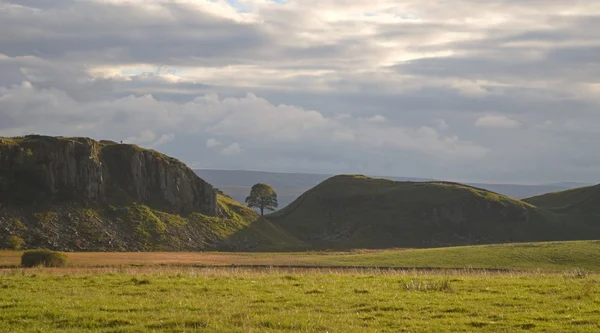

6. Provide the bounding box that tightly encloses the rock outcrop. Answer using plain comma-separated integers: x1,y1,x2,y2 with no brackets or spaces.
0,135,217,216
0,135,304,252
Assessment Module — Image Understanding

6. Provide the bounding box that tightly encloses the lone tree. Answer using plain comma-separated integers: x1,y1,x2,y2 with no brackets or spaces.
245,183,278,216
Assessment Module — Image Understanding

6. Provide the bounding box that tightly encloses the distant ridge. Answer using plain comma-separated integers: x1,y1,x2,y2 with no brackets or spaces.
524,184,600,214
194,169,588,211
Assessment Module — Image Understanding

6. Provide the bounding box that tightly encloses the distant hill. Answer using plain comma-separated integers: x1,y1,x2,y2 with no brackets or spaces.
0,136,304,251
524,184,600,215
194,169,588,211
268,175,594,249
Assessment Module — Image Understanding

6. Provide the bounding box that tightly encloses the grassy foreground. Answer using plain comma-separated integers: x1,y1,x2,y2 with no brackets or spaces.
1,267,599,332
2,241,599,271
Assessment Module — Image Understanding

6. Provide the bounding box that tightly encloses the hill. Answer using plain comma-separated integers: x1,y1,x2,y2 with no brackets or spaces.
269,175,593,248
194,169,587,211
0,135,304,251
524,184,600,214
306,240,600,271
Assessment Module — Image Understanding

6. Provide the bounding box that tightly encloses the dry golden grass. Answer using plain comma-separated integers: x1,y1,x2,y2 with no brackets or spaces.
0,250,343,268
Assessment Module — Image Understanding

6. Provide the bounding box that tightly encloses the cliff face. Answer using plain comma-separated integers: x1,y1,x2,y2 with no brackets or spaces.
0,135,217,216
0,136,305,251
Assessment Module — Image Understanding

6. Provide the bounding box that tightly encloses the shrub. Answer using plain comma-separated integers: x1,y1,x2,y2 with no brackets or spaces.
21,249,68,268
6,235,25,250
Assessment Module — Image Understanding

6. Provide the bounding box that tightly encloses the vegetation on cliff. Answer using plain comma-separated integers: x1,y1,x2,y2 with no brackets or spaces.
0,135,304,251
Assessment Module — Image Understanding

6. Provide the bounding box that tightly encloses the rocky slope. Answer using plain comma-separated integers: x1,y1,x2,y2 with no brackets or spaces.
0,135,303,251
269,175,592,248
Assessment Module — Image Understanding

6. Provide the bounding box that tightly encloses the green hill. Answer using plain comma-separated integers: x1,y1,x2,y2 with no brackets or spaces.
269,175,593,249
0,135,304,251
306,240,600,271
523,184,600,238
524,184,600,214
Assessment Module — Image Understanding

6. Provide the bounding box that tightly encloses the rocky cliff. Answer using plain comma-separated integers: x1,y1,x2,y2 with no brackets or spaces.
0,135,304,251
0,135,217,215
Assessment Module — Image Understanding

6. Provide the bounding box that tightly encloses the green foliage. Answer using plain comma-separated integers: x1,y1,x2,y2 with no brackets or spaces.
20,250,68,267
245,183,278,216
5,236,25,250
10,217,27,233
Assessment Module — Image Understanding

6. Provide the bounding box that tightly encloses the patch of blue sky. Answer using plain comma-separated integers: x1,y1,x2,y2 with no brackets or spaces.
206,0,286,13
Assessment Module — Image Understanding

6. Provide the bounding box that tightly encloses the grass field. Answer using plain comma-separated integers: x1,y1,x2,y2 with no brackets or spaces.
2,240,599,271
1,267,599,332
2,241,600,332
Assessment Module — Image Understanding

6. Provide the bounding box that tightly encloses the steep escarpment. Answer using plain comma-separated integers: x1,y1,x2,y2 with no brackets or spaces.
0,135,303,251
269,175,590,248
0,135,216,215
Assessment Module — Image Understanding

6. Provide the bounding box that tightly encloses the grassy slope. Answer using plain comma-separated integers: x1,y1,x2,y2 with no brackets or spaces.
308,240,600,271
269,175,580,248
525,184,600,213
216,195,306,250
524,185,600,240
1,269,599,332
0,194,303,252
2,241,599,271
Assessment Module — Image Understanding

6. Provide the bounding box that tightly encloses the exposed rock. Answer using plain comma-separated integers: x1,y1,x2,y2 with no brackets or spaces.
0,135,217,216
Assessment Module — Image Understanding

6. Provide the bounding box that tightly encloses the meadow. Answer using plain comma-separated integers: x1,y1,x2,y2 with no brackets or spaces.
1,267,599,332
2,240,599,332
2,240,599,271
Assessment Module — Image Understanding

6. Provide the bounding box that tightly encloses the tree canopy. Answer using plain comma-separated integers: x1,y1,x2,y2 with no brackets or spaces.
245,183,278,216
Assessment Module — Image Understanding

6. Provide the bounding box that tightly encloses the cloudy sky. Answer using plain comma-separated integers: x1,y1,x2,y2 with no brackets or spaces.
1,0,599,184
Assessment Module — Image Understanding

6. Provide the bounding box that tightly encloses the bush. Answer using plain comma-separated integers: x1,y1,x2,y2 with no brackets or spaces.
21,249,68,268
6,235,25,250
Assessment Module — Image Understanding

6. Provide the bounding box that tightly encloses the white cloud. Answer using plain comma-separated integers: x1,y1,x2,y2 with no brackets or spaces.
1,0,600,182
364,115,387,123
151,133,175,147
124,130,156,144
220,142,242,156
475,115,521,129
433,119,449,129
206,138,222,148
0,82,486,161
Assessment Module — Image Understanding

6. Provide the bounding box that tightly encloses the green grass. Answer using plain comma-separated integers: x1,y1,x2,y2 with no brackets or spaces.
1,241,599,272
525,184,600,214
0,194,303,252
0,268,599,332
306,241,600,271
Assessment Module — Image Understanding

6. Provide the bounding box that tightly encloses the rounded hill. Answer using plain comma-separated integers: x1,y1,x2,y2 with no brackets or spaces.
269,175,581,248
524,184,600,214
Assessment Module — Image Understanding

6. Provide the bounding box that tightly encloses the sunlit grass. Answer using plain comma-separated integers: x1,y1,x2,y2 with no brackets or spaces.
2,240,599,271
1,267,599,332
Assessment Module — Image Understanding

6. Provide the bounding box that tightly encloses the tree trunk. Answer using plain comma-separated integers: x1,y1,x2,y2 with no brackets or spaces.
260,201,264,216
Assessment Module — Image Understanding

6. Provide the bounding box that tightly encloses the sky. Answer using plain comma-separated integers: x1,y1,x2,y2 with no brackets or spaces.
1,0,599,184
